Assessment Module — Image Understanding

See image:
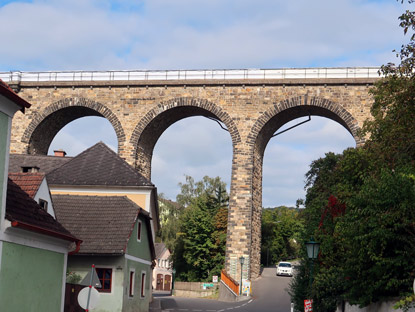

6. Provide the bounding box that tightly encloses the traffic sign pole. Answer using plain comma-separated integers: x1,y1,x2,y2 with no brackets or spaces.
86,264,95,312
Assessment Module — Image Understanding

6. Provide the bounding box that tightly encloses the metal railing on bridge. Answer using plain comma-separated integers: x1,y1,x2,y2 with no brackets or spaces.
0,67,381,83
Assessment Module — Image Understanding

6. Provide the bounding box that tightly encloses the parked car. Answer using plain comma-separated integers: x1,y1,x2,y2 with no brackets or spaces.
276,262,293,277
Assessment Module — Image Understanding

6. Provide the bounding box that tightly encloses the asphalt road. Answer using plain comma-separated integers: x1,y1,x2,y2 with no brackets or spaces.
154,266,293,312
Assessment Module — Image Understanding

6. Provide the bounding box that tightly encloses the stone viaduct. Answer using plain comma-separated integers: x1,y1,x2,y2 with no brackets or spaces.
2,68,379,284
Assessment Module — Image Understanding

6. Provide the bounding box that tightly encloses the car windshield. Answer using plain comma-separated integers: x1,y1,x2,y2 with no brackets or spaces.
278,263,291,268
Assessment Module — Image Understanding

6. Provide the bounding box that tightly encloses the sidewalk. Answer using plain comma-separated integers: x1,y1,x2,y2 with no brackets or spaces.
150,291,172,311
149,298,162,312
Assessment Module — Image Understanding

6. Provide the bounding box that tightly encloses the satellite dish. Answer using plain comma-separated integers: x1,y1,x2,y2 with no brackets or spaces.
78,287,100,310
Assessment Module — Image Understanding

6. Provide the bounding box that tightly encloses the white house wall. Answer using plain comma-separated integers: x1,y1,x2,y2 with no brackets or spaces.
34,178,56,218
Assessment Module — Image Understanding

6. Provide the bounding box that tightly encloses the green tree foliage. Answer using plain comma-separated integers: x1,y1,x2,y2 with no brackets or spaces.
170,175,229,282
156,194,183,251
290,3,415,310
261,207,304,266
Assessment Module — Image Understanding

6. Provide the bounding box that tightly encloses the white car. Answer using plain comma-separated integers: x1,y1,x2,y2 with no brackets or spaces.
276,262,293,277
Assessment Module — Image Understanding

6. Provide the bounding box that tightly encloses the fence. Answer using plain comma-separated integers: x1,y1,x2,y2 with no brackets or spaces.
0,67,381,83
220,270,239,295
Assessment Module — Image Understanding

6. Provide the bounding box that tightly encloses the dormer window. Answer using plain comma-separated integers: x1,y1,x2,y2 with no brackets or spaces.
38,199,48,211
21,166,39,173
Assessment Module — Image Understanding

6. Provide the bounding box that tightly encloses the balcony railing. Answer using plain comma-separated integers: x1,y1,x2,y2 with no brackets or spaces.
0,67,381,83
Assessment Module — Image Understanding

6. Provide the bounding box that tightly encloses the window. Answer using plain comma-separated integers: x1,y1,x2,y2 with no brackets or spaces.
129,270,135,297
137,220,142,242
38,199,48,211
140,271,146,298
96,268,112,292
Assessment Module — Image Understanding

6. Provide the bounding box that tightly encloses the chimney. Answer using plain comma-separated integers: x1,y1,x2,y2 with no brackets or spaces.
54,149,67,157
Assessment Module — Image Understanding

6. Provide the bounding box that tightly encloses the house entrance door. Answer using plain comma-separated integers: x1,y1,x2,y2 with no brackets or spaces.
156,274,164,290
164,275,171,291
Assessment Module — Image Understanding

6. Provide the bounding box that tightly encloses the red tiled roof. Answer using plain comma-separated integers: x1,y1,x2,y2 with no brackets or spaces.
6,178,79,243
0,79,31,112
8,172,45,199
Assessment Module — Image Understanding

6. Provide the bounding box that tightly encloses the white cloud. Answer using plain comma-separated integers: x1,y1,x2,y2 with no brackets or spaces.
2,0,409,206
0,0,409,70
48,117,117,156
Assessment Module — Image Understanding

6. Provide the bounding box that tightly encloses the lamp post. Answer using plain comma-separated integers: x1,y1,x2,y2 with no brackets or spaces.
172,269,176,294
239,256,245,295
305,238,320,288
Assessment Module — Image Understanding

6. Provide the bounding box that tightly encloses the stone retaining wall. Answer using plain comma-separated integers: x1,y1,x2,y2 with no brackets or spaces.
173,282,219,298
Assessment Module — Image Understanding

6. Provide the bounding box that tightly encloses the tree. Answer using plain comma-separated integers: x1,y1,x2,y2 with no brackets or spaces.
156,194,183,251
172,176,229,281
261,206,304,266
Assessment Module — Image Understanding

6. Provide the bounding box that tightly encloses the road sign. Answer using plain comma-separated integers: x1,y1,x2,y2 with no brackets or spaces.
304,299,313,312
80,267,102,288
78,287,100,310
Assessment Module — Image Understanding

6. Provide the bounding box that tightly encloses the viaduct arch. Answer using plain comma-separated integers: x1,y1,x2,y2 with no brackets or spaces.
4,68,378,283
21,97,126,155
129,97,241,179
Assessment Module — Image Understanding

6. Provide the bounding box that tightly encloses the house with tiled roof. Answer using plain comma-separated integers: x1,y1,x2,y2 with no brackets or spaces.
11,142,160,236
8,172,56,217
153,243,173,292
9,151,72,174
10,141,160,311
0,80,80,312
53,194,155,312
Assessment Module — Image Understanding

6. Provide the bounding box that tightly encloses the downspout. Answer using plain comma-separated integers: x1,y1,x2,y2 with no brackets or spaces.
68,241,82,255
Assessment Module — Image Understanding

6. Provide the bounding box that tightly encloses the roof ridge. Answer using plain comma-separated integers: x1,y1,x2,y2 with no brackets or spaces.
46,142,101,177
46,142,154,187
96,142,153,185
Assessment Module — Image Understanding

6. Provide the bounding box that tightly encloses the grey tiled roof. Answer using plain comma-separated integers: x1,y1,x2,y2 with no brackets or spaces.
155,243,167,258
47,142,153,187
52,194,151,255
9,154,72,174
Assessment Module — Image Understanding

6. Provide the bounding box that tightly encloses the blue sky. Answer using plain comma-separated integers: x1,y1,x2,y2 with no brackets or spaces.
1,0,411,206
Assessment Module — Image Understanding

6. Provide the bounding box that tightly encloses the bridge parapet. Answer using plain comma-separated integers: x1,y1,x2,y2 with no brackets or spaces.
0,67,381,85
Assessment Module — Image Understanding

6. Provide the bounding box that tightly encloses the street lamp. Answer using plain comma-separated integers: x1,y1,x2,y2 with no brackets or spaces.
172,269,176,294
239,256,245,295
305,238,320,288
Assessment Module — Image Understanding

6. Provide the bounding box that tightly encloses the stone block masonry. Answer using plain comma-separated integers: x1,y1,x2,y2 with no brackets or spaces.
8,75,377,283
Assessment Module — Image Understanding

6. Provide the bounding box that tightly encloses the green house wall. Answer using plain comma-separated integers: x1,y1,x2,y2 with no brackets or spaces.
122,216,153,312
0,241,65,312
126,216,152,262
67,255,125,312
0,111,9,222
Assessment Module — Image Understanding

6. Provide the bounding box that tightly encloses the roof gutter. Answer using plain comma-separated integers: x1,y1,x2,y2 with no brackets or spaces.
0,80,31,112
68,240,82,255
10,221,82,247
